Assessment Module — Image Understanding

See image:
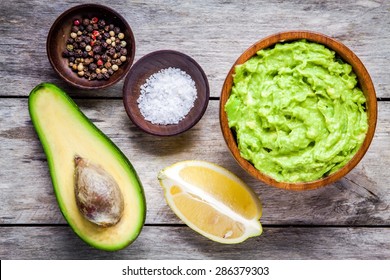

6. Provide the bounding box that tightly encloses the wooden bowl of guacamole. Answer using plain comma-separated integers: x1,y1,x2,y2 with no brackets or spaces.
220,31,377,191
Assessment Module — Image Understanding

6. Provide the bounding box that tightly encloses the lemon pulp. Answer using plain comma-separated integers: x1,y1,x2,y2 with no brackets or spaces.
158,160,262,244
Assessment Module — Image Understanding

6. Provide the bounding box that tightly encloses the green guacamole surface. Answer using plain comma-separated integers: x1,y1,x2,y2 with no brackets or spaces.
225,40,368,183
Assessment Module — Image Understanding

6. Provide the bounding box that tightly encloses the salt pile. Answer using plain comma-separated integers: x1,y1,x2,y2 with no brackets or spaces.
137,67,198,125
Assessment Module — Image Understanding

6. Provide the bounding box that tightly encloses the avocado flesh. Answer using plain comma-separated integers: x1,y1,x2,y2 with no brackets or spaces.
28,83,146,251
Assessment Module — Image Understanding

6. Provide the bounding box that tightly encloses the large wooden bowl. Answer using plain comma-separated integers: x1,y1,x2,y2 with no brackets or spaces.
220,31,377,191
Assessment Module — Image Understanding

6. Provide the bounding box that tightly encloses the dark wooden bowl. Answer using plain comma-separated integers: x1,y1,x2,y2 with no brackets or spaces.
123,50,209,136
220,31,377,191
47,4,135,90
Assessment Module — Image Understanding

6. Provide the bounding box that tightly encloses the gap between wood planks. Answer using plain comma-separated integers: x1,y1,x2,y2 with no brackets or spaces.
0,95,389,101
2,223,390,228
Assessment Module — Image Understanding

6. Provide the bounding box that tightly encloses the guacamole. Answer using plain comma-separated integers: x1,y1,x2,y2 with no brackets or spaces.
225,40,368,182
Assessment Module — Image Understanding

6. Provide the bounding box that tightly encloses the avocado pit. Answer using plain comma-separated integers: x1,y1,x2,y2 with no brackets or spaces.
74,156,124,227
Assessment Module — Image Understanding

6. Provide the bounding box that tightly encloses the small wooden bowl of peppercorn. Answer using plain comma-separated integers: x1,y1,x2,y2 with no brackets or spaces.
47,3,135,90
123,50,210,136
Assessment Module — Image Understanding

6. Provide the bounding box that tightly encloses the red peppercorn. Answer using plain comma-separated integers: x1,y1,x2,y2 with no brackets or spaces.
97,59,103,66
92,30,100,37
91,17,98,24
74,19,80,26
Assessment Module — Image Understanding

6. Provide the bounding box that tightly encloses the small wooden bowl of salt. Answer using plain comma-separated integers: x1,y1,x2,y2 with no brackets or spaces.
123,50,210,136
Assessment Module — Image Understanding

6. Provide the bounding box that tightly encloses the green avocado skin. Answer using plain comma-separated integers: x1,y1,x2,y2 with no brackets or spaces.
28,83,146,251
225,41,368,183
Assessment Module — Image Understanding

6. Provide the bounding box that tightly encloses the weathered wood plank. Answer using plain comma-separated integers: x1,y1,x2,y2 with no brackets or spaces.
0,0,388,98
1,99,389,225
1,225,389,259
1,0,390,261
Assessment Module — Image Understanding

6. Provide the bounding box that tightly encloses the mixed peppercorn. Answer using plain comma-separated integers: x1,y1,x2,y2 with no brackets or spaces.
62,17,129,80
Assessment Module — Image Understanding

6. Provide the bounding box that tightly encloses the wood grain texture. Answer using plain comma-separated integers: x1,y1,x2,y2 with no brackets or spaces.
0,0,389,98
1,0,390,259
1,226,390,260
1,99,389,225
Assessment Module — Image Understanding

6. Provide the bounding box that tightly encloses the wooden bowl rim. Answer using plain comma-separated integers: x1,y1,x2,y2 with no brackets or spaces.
123,49,210,136
219,30,378,191
46,3,135,90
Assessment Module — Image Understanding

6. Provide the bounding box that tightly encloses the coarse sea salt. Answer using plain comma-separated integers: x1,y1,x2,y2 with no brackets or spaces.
137,67,198,125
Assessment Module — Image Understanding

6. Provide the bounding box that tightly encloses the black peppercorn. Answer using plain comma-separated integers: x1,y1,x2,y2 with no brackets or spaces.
92,45,102,54
106,48,115,56
86,25,93,33
100,54,108,62
76,49,84,56
92,23,98,30
71,26,79,33
114,27,120,34
84,36,91,44
100,42,108,49
89,63,97,71
98,19,106,28
120,48,127,56
97,73,104,80
82,18,90,26
109,24,114,30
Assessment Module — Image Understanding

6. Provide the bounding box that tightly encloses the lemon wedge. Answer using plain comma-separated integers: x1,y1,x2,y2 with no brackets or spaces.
158,160,262,244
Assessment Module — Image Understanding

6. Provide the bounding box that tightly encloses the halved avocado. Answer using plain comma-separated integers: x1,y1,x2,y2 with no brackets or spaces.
28,83,146,251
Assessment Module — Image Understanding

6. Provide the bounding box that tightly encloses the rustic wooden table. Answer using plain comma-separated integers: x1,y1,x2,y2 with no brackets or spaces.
1,0,389,259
